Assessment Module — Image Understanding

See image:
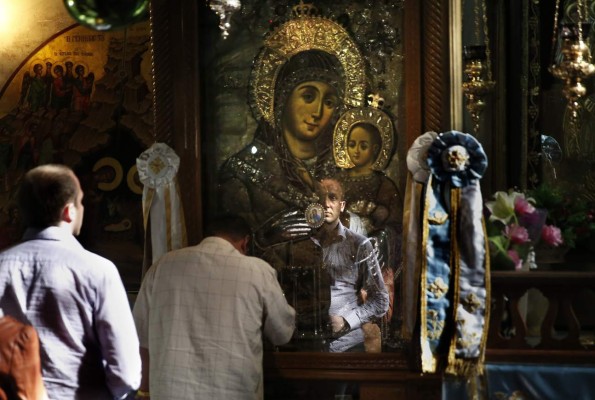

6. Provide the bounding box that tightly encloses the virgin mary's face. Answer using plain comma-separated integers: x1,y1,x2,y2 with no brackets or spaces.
281,80,339,142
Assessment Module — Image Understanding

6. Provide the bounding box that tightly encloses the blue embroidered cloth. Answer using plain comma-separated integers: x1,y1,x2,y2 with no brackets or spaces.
443,363,595,399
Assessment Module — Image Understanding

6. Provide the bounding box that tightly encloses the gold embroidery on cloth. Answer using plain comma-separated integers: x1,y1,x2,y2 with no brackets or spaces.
427,309,445,340
420,176,437,373
428,277,448,299
428,210,448,225
456,327,480,350
446,188,462,372
463,292,482,313
445,145,470,171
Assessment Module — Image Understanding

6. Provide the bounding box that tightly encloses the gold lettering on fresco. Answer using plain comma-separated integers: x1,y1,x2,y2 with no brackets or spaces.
65,35,106,42
54,51,94,56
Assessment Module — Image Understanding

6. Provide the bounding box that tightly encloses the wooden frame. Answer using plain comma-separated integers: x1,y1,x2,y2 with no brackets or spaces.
148,0,453,397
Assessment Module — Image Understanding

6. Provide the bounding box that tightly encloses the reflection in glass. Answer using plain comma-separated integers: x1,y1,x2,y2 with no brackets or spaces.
213,1,403,352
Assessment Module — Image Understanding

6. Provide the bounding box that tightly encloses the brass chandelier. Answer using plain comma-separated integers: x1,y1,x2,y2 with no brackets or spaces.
549,0,595,157
462,0,495,135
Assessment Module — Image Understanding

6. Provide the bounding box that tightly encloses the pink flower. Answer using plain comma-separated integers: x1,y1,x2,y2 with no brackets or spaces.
541,225,563,247
514,196,536,216
507,249,523,270
504,224,530,244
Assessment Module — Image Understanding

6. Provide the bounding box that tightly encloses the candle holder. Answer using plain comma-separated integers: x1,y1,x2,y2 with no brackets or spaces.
549,23,595,156
462,45,495,135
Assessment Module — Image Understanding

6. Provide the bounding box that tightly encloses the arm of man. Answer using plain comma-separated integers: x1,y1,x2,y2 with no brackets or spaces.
342,239,390,330
132,264,157,397
259,260,296,346
135,347,150,399
94,261,142,399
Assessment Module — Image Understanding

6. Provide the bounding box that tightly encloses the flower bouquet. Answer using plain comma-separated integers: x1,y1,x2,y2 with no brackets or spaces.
485,189,564,270
528,183,595,256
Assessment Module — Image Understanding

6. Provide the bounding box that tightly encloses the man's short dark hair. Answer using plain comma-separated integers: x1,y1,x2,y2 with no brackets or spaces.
18,164,79,229
205,214,252,242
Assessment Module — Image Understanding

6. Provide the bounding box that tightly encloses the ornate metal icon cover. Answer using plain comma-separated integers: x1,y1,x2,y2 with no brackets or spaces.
249,2,367,127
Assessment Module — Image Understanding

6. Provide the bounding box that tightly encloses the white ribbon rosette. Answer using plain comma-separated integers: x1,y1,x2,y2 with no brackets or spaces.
137,143,187,267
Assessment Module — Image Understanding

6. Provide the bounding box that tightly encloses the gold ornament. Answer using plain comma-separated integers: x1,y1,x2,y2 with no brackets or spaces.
249,1,367,126
333,93,394,170
93,157,123,191
462,0,495,135
549,0,595,155
462,47,495,135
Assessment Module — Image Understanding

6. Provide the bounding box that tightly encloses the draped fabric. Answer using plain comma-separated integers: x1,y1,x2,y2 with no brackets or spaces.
137,143,187,268
444,363,595,400
402,131,490,380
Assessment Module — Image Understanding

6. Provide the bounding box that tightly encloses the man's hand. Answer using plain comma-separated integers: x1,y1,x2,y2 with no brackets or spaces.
254,209,312,249
330,315,350,336
134,390,150,399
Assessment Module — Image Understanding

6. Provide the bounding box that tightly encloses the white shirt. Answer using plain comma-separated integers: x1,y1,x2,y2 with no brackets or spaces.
133,237,295,400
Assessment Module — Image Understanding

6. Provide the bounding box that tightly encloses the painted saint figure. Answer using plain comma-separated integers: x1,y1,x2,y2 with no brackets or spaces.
72,64,94,114
333,101,403,343
26,64,46,112
50,65,70,110
217,3,368,347
337,122,401,232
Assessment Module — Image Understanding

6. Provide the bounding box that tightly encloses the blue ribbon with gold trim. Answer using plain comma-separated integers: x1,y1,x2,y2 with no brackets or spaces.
403,131,490,378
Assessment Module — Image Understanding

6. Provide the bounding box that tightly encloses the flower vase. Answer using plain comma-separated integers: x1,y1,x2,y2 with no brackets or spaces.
522,247,537,271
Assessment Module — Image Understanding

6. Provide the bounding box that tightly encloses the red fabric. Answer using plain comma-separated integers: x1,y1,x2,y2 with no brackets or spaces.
0,316,47,400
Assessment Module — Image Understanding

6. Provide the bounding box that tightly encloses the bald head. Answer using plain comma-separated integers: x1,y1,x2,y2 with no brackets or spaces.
318,178,344,201
317,178,345,228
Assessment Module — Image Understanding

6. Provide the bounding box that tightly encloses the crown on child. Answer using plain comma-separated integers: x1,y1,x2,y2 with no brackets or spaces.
292,0,319,17
367,93,385,109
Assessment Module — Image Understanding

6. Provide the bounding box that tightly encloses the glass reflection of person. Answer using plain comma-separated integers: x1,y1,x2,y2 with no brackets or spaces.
219,50,346,232
312,178,389,352
218,2,366,242
334,103,402,344
218,51,346,344
217,4,367,346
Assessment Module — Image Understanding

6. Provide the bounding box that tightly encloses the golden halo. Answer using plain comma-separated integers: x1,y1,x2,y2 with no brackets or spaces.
127,164,143,195
92,157,123,191
28,59,52,76
333,107,394,170
249,13,367,126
